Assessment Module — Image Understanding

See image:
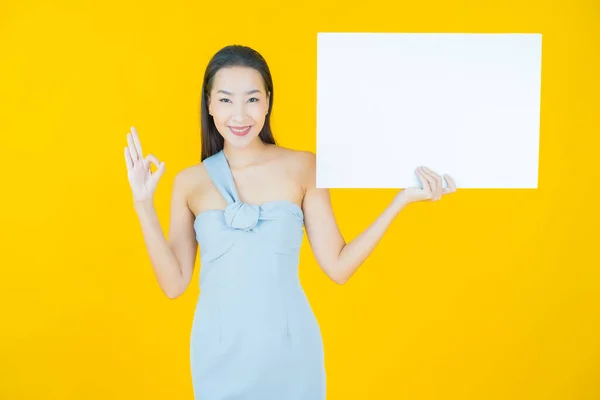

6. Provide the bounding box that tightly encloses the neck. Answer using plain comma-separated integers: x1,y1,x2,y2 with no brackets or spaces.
223,138,270,168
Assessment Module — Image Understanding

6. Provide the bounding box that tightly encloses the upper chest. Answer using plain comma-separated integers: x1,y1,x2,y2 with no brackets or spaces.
187,152,306,215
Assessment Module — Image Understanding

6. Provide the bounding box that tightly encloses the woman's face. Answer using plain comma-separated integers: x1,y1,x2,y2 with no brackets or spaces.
208,66,270,148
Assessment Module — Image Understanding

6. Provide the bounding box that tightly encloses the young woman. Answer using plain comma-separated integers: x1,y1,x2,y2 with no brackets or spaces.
124,44,456,399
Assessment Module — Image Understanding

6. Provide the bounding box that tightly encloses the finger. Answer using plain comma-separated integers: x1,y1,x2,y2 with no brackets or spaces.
145,154,161,169
131,126,144,160
148,159,166,188
418,167,435,198
423,166,442,200
416,168,432,197
421,166,442,200
144,154,161,173
443,174,457,194
127,133,138,162
151,161,166,184
124,147,133,170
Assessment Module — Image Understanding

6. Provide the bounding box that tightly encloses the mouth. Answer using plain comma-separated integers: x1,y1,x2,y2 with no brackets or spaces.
228,126,252,136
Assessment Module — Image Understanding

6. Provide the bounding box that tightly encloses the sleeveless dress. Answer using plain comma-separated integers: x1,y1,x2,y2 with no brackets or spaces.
190,149,326,399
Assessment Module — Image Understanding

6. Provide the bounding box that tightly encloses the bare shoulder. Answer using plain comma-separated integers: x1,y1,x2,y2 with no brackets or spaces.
173,163,207,189
171,162,212,207
289,148,316,190
271,146,316,191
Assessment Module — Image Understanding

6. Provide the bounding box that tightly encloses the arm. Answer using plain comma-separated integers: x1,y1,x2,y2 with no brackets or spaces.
301,152,410,285
134,171,198,299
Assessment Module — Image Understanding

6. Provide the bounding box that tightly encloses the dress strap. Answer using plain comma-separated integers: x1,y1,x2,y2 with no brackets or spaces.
202,150,240,205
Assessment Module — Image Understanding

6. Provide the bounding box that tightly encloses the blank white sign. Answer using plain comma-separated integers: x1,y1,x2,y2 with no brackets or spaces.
316,33,542,189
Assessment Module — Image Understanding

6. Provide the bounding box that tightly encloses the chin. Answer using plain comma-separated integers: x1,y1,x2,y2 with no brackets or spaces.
226,133,261,147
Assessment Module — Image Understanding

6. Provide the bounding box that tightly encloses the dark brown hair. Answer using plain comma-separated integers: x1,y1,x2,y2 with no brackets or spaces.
200,45,277,161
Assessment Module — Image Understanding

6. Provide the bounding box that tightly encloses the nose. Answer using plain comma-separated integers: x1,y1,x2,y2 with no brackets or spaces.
231,102,247,122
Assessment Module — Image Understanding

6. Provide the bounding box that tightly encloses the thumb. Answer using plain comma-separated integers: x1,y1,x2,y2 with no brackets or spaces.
151,161,166,184
145,154,161,169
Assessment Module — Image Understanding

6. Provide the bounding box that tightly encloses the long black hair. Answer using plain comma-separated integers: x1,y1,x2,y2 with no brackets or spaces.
200,45,277,161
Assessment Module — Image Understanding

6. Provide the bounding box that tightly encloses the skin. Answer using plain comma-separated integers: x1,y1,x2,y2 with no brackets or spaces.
124,66,457,298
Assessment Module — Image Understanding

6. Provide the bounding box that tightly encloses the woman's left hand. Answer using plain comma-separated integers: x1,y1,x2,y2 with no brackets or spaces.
396,166,457,204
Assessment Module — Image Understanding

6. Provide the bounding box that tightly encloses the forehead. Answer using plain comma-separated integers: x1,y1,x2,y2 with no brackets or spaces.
212,66,264,93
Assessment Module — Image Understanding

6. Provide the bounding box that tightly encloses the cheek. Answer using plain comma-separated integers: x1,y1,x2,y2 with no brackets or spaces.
249,104,268,119
212,102,227,114
211,107,229,124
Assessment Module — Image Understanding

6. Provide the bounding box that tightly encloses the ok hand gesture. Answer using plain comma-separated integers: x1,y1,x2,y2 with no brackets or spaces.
124,126,166,204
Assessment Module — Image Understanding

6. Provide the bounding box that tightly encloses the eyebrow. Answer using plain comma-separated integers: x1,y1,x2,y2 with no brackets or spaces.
216,89,261,95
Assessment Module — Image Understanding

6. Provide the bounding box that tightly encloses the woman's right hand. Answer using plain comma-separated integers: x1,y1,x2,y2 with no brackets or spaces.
124,126,166,204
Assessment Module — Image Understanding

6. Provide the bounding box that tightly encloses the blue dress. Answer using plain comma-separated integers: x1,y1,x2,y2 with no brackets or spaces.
190,149,326,399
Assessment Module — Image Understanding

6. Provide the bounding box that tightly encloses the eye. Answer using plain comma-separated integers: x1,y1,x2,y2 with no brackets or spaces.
249,98,259,103
219,98,231,103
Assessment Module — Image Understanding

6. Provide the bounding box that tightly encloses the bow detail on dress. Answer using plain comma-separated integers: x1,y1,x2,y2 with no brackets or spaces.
224,201,260,231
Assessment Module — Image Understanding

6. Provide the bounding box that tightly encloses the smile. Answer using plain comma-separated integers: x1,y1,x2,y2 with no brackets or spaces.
229,126,252,136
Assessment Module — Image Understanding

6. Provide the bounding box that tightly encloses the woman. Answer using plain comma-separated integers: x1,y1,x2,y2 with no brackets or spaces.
124,45,456,399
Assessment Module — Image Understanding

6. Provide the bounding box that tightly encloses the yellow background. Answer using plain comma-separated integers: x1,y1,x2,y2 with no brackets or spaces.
1,0,599,398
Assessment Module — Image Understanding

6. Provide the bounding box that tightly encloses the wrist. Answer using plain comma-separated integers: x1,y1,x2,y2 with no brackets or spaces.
134,199,155,214
391,191,411,210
